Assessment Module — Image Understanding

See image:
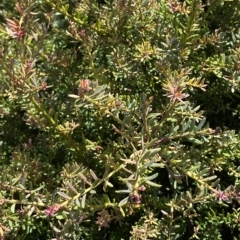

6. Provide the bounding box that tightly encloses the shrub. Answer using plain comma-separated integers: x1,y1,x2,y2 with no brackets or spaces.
1,0,240,239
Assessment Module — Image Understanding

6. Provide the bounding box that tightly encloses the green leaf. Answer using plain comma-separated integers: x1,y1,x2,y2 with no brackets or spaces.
202,176,217,182
53,225,62,232
202,136,209,143
56,214,64,220
145,180,161,188
142,157,156,170
27,206,35,217
11,204,15,213
106,181,113,187
32,185,45,193
197,168,209,176
211,178,220,188
119,207,125,217
103,194,111,203
144,138,158,149
118,196,129,207
19,184,26,189
173,125,179,132
12,174,22,186
22,224,26,231
139,148,161,163
68,94,79,99
145,173,159,181
151,163,164,168
147,113,161,120
81,194,86,208
61,4,69,13
197,118,206,130
115,189,131,194
125,181,133,191
28,182,33,191
182,119,192,133
76,198,81,207
188,138,203,144
189,164,201,171
19,193,25,201
57,192,71,200
37,197,44,205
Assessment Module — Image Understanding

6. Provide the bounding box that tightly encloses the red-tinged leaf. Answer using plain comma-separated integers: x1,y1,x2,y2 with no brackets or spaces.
66,182,78,194
90,169,98,180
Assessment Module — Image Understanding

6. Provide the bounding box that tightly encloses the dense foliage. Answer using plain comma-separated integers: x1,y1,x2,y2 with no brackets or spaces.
1,0,240,239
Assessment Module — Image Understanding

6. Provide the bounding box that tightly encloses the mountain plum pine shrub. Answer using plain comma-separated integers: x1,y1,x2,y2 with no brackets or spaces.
0,0,240,239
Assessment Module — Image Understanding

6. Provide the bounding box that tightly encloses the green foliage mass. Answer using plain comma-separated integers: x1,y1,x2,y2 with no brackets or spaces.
1,0,240,239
